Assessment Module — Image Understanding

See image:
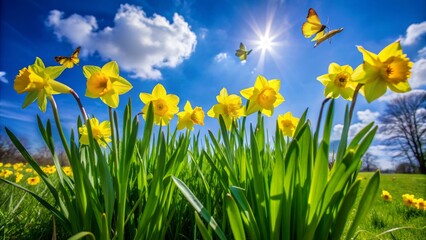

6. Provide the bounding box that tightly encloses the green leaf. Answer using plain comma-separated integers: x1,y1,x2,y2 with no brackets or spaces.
194,211,213,240
346,171,380,240
68,231,96,240
172,176,227,240
226,194,246,240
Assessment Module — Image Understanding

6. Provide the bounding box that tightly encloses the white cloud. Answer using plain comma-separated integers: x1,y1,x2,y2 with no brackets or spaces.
378,89,426,102
0,71,8,83
46,4,197,80
357,109,379,123
367,145,400,170
214,52,228,62
409,58,426,88
400,21,426,46
418,47,426,58
331,109,380,141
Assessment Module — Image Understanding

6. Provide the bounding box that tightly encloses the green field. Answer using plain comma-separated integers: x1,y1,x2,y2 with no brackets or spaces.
352,173,426,240
1,170,425,239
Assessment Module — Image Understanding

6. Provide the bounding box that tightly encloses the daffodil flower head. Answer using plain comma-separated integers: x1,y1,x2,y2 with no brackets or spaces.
240,75,285,116
79,118,112,148
27,176,41,185
207,88,245,130
139,83,180,126
13,57,70,112
381,190,392,201
402,194,416,207
277,112,299,137
352,41,413,102
177,101,205,130
317,63,357,100
83,61,133,108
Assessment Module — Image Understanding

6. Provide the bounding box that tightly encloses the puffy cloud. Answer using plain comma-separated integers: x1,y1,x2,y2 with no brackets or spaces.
418,47,426,58
0,71,8,83
46,4,197,79
214,52,228,62
378,89,426,102
409,58,426,88
400,21,426,46
330,109,380,141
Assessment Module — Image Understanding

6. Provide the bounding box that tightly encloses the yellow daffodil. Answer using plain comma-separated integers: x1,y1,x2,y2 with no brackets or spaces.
402,194,416,207
140,84,180,126
63,166,73,177
0,169,13,178
416,198,425,210
83,61,132,108
207,88,245,129
277,112,300,137
25,168,33,173
14,57,70,112
15,173,24,183
381,190,392,202
79,118,112,147
352,41,413,102
27,176,40,186
317,63,357,100
42,165,56,174
4,163,12,168
177,101,205,130
240,75,285,116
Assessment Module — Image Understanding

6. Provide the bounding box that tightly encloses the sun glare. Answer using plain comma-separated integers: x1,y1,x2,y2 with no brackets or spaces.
258,34,273,51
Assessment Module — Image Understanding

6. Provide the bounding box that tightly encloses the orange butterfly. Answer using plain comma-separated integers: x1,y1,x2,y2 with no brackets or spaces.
55,47,81,68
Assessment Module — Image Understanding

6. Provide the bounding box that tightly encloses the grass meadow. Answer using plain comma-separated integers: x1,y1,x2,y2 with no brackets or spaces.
1,163,425,239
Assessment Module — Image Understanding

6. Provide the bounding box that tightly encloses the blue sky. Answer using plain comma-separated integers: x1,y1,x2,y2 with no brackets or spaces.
1,0,425,169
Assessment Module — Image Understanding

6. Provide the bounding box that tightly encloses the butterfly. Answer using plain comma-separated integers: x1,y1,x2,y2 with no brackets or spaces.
314,28,344,48
235,42,252,61
54,47,81,68
302,8,326,39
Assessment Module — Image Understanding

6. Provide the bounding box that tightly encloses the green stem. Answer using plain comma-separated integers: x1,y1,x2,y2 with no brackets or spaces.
49,96,71,160
315,97,331,136
70,89,88,122
348,84,364,125
109,107,119,174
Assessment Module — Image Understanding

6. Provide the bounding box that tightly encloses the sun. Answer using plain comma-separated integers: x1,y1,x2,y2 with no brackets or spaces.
258,34,274,51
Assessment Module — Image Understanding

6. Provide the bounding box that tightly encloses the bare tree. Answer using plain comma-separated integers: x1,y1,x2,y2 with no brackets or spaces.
379,91,426,174
361,152,378,172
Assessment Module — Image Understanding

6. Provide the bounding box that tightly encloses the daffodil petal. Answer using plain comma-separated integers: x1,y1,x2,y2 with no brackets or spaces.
317,74,330,85
184,101,192,112
101,93,119,108
22,91,38,109
357,46,379,66
37,91,47,112
254,75,268,89
378,41,402,62
387,81,411,93
102,61,119,77
83,65,101,79
269,79,281,92
364,79,387,103
153,84,168,97
240,87,254,99
273,93,285,107
329,63,341,74
112,79,132,95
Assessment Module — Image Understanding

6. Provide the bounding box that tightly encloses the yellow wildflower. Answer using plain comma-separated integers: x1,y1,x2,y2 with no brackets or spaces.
177,101,205,130
13,57,70,112
0,169,13,178
83,61,132,108
352,41,413,102
27,176,41,185
381,190,392,201
79,118,112,147
63,166,73,177
25,168,33,173
15,173,24,183
317,63,357,100
4,163,12,168
207,88,245,129
240,75,285,116
140,84,180,126
416,198,425,210
277,112,300,137
402,194,416,207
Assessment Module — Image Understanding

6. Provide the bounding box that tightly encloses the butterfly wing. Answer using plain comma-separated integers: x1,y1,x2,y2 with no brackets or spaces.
54,47,81,68
70,47,81,65
314,28,344,47
302,8,326,38
236,43,249,61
